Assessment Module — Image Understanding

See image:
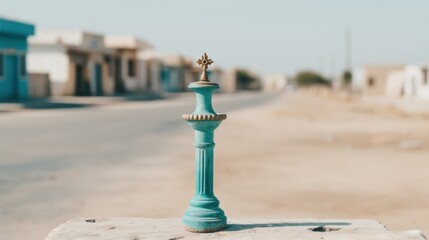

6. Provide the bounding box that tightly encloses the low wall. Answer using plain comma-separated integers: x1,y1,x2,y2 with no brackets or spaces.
29,73,50,98
45,218,426,240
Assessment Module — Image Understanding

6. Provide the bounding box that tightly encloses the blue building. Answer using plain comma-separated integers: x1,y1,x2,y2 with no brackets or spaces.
0,17,35,101
158,54,193,92
161,66,186,92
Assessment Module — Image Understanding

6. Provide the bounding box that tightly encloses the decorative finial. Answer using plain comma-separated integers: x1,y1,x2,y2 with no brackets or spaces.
196,52,213,81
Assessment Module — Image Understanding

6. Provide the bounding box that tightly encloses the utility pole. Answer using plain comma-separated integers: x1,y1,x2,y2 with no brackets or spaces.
345,24,352,73
343,24,353,91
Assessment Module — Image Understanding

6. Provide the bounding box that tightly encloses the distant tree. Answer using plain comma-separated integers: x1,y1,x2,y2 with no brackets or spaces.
342,70,352,86
236,70,261,90
294,70,331,87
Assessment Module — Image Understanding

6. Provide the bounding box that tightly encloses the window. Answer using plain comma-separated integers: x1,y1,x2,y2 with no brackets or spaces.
20,55,26,76
0,54,3,78
128,59,136,77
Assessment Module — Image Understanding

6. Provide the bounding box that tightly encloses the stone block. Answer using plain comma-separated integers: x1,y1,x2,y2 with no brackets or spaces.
44,218,427,240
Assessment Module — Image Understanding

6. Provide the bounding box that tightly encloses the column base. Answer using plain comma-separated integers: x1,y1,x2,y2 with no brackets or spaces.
183,216,226,233
182,195,227,233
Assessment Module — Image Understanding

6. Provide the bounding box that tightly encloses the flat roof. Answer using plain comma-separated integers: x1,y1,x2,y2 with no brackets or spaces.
105,35,151,50
0,17,35,37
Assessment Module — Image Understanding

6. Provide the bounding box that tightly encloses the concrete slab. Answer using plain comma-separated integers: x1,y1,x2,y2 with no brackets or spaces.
44,218,427,240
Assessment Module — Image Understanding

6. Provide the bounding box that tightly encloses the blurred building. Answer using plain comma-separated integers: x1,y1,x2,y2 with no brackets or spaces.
221,68,261,92
402,64,429,99
262,75,287,91
352,65,404,96
191,66,223,85
0,17,35,101
385,70,404,98
104,36,160,94
157,54,194,92
138,49,163,93
207,68,223,85
28,73,50,98
28,30,116,96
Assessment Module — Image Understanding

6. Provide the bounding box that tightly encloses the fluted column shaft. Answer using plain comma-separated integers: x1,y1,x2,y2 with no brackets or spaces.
194,129,215,196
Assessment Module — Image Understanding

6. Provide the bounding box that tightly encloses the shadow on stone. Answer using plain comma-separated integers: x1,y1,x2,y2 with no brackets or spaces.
224,221,351,232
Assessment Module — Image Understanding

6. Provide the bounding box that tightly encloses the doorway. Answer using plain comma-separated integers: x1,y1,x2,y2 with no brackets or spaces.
94,63,103,95
114,58,125,94
74,64,89,96
0,54,19,100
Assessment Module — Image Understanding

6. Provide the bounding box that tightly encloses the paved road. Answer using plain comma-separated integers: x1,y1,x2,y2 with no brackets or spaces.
0,92,277,240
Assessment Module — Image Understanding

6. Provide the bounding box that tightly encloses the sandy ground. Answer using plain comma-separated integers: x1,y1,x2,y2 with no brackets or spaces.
215,90,429,233
3,90,429,239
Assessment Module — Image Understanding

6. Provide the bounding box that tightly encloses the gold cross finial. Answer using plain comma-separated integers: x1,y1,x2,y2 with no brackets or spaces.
196,52,213,81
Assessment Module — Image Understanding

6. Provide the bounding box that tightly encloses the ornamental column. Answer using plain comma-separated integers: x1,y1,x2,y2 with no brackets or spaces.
182,53,227,233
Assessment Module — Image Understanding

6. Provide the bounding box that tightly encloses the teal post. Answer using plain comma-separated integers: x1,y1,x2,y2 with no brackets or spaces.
182,53,227,233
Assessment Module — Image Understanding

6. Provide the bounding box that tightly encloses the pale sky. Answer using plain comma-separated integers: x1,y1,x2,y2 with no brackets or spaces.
3,0,429,76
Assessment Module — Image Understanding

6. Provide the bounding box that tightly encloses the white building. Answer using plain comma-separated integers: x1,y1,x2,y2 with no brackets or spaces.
104,36,160,93
385,70,405,98
352,65,405,96
28,30,116,96
138,49,163,93
403,64,429,99
262,75,287,91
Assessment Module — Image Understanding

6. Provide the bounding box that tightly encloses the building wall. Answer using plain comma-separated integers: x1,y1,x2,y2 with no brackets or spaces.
354,65,404,96
263,75,287,91
28,48,69,95
29,73,50,98
144,59,162,92
102,58,115,95
386,71,404,98
160,66,171,92
352,68,364,91
87,54,115,96
137,58,163,92
0,35,30,100
403,65,429,100
220,69,237,92
28,47,69,82
160,66,185,92
0,18,35,100
28,46,116,96
183,66,193,88
106,36,154,94
138,59,148,90
64,60,78,95
119,50,139,92
156,54,194,93
63,53,115,96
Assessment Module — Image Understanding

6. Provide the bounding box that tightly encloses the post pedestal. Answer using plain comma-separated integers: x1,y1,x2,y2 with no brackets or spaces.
182,119,226,232
182,73,227,232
